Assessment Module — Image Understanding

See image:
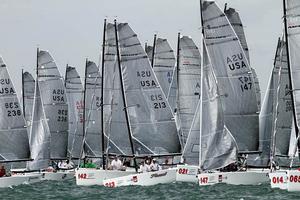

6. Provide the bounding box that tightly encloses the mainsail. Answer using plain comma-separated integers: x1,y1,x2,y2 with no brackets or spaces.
37,50,68,159
0,57,30,162
65,65,84,158
224,5,262,111
116,22,180,154
285,0,300,140
27,79,51,170
201,1,259,152
249,39,293,167
22,71,35,127
146,37,176,103
84,61,104,157
182,43,237,169
176,35,202,147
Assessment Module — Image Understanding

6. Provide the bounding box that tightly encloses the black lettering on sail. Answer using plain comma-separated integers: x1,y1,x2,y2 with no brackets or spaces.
0,78,10,85
241,61,247,68
0,87,15,94
226,57,232,64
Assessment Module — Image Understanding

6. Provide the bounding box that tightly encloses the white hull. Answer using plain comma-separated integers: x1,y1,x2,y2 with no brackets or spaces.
176,165,198,183
103,168,177,188
12,170,75,181
287,170,300,192
0,174,41,188
269,171,288,190
75,168,135,186
40,170,75,181
198,170,269,186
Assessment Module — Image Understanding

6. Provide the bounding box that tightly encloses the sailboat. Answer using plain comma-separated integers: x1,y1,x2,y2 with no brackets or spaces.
0,56,40,187
65,65,84,160
266,38,294,190
268,0,300,192
75,20,135,186
192,0,270,185
102,20,181,187
13,49,74,181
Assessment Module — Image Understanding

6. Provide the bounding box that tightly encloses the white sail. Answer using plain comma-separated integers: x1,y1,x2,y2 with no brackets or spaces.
273,40,293,157
37,50,68,159
225,6,262,112
27,80,51,170
248,39,293,167
285,0,300,135
84,61,104,157
117,23,180,154
65,66,84,158
0,57,30,162
182,43,237,169
177,36,202,147
103,23,132,155
201,1,259,152
167,65,177,114
146,38,176,102
22,71,35,127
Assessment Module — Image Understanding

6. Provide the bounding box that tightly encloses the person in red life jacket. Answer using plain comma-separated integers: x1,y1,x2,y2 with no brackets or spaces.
0,165,6,177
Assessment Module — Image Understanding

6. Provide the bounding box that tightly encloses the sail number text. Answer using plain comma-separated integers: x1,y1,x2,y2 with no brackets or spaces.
5,102,21,117
238,76,252,92
151,94,167,109
57,109,68,122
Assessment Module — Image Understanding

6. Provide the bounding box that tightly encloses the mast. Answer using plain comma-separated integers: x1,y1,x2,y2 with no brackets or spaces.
283,0,300,158
22,69,25,119
199,0,204,170
151,34,157,68
64,64,68,88
145,42,148,52
176,32,181,143
224,3,227,12
114,19,138,172
78,59,88,167
101,19,107,169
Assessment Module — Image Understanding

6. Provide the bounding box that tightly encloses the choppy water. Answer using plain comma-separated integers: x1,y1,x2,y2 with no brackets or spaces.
1,179,300,200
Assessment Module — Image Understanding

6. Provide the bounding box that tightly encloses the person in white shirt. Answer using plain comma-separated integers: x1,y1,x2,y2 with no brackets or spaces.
145,159,151,172
139,161,148,173
110,156,123,170
58,160,68,170
150,159,161,171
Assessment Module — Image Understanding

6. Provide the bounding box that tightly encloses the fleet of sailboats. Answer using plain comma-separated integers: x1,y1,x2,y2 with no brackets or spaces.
2,0,300,192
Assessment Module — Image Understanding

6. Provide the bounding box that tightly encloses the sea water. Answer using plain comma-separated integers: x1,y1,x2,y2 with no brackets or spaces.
1,179,300,200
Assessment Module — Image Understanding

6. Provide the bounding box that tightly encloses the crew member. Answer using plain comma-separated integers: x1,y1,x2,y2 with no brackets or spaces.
0,165,6,177
110,156,123,170
150,159,161,171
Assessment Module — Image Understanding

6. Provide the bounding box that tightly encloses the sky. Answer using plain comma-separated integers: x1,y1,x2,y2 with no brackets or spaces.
0,0,283,100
